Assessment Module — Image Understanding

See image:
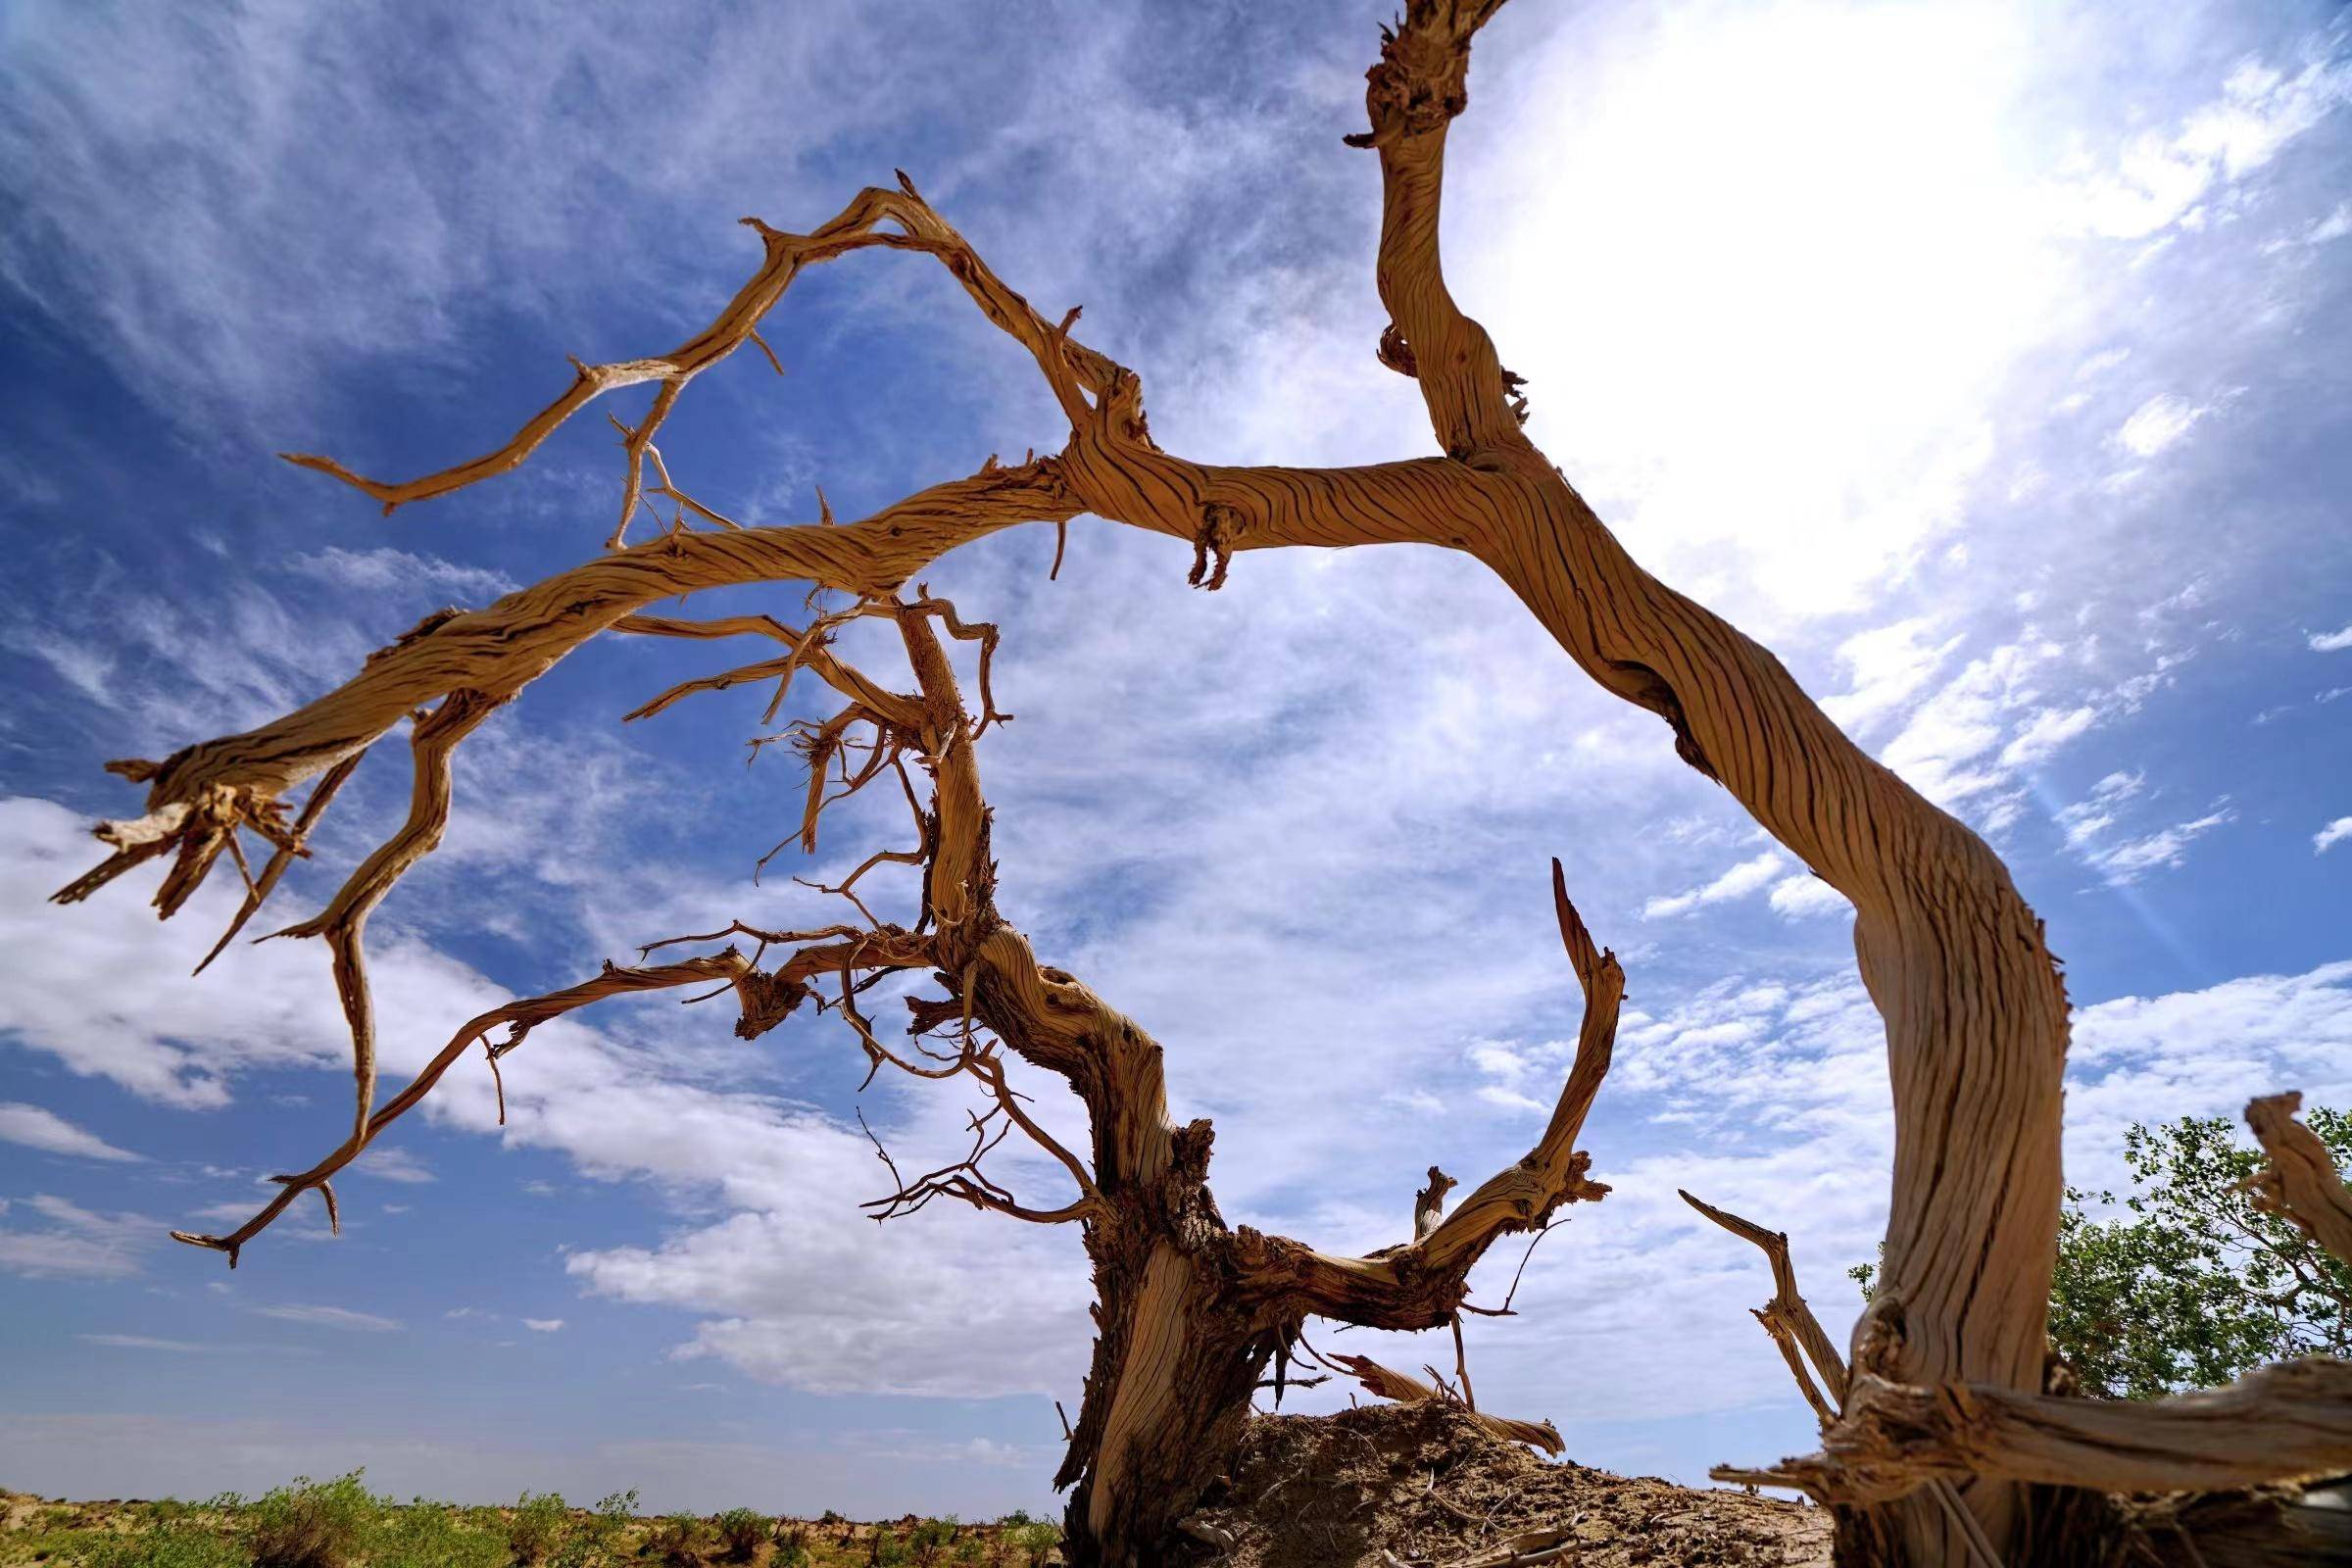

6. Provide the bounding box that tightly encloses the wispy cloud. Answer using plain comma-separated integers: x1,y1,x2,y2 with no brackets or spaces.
0,1102,142,1162
2311,624,2352,653
1767,876,1850,921
2113,392,2218,458
2080,806,2237,883
76,1334,222,1353
359,1147,435,1185
254,1303,403,1333
284,548,519,603
2057,771,2237,883
0,1194,158,1280
1642,852,1784,920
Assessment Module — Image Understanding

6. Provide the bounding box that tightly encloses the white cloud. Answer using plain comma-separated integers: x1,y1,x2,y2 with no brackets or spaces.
2113,392,2213,458
2054,769,2233,882
2066,53,2352,240
1999,704,2097,767
521,1317,564,1333
0,1194,158,1280
2074,347,2132,380
1642,852,1784,920
2311,624,2352,653
360,1147,436,1185
254,1303,403,1333
1818,619,1962,733
2317,817,2352,855
2054,768,2146,848
2065,961,2352,1193
1767,875,1850,920
0,1102,141,1162
2081,804,2238,883
285,548,519,603
76,1334,221,1353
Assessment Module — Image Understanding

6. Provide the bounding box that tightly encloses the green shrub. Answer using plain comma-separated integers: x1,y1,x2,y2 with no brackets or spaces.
76,1518,245,1568
1009,1520,1060,1568
508,1490,571,1565
552,1489,638,1568
243,1471,381,1568
644,1512,710,1567
707,1507,764,1562
770,1519,813,1567
906,1516,956,1567
371,1498,506,1568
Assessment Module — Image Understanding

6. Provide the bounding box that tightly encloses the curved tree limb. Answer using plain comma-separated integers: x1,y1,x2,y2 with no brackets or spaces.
169,949,794,1266
2244,1092,2352,1268
279,173,1124,547
1679,1188,1849,1422
1713,1357,2352,1504
1233,858,1620,1330
64,2,2097,1556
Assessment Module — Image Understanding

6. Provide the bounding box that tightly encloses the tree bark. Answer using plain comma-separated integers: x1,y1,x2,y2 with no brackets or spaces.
67,5,2328,1564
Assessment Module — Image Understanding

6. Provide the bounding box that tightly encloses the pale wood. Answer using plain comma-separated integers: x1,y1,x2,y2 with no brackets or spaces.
1321,1350,1564,1453
58,1,2300,1562
1714,1358,2352,1502
2244,1092,2352,1267
1681,1190,1846,1426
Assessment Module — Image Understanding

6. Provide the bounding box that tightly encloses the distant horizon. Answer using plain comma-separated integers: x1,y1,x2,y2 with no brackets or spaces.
3,0,2350,1519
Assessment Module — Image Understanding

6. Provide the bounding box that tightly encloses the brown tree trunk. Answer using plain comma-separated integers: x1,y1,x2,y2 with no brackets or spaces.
70,8,2352,1564
1057,1233,1279,1566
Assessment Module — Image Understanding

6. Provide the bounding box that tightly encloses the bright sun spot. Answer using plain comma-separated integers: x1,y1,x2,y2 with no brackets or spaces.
1463,1,2069,625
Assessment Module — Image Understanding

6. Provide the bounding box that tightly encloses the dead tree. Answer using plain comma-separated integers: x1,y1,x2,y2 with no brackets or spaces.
71,587,1623,1565
47,1,2350,1561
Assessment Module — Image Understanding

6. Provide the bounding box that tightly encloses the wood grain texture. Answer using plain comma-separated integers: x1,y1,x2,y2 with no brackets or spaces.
60,2,2326,1562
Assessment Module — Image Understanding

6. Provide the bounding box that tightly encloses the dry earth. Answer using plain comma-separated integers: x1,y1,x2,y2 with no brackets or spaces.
1188,1402,1831,1567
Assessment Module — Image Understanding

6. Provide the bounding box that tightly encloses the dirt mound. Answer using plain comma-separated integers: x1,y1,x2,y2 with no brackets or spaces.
1187,1402,1831,1568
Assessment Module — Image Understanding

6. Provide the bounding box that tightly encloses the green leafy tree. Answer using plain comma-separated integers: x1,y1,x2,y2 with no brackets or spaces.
1853,1108,2352,1397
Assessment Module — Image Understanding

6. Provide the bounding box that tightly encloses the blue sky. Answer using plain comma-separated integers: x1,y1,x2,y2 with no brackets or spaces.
2,0,2349,1519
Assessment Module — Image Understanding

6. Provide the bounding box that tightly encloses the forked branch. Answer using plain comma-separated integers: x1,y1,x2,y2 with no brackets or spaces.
1235,858,1621,1329
279,174,1124,548
1679,1189,1848,1425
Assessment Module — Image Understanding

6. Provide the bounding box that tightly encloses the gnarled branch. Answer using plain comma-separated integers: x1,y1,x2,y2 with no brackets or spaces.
1234,858,1620,1330
1679,1188,1848,1425
171,949,787,1266
1319,1350,1562,1455
1714,1357,2352,1505
2244,1092,2352,1268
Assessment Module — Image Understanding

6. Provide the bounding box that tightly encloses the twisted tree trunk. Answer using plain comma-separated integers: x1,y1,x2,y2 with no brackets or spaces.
52,4,2351,1563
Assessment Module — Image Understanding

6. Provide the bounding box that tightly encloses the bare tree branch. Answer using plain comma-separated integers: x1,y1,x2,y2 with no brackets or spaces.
1714,1357,2352,1503
1679,1189,1849,1419
171,950,787,1265
1320,1350,1561,1454
2244,1092,2352,1269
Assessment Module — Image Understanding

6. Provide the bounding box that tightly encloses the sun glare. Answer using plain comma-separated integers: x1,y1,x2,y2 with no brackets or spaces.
1470,1,2068,623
